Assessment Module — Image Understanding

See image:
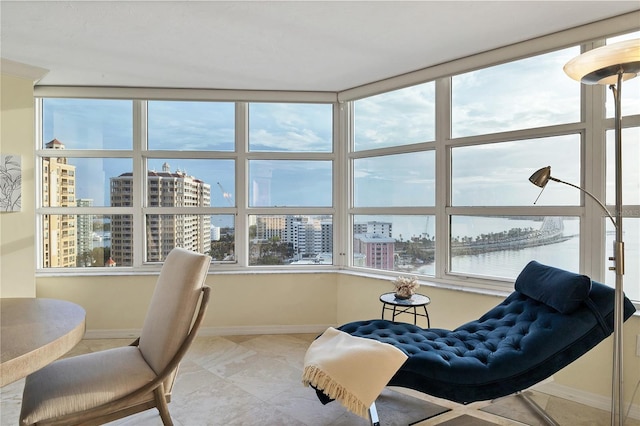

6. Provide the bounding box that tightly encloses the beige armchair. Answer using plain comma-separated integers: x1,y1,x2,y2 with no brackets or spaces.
20,247,212,426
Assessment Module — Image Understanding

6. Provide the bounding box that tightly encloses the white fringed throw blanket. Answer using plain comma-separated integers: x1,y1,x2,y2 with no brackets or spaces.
302,327,408,419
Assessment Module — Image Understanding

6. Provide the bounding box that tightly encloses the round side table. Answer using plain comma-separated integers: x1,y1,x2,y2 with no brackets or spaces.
379,292,431,327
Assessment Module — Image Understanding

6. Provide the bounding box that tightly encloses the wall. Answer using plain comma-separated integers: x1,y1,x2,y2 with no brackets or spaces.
34,269,640,411
36,272,339,337
0,70,40,297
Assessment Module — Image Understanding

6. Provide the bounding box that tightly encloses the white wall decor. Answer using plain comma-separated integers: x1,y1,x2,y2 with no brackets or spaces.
0,154,22,212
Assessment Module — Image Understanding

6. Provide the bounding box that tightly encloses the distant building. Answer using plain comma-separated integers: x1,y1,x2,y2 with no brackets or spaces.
353,233,395,270
110,162,211,264
256,215,288,242
354,221,393,237
42,139,77,267
76,198,94,265
255,215,332,260
211,226,221,241
353,221,394,270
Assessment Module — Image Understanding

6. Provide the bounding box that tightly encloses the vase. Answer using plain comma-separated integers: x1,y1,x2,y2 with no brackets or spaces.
394,289,413,300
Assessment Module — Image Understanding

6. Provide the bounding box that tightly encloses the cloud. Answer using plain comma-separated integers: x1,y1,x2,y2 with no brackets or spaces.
354,81,436,150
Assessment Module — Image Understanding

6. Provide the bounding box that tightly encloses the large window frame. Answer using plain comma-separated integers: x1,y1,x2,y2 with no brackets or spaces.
34,17,639,304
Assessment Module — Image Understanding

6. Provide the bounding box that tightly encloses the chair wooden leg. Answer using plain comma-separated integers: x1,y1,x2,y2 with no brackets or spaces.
154,384,173,426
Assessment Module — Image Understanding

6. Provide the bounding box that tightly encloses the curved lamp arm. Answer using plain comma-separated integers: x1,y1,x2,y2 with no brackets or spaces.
528,166,617,230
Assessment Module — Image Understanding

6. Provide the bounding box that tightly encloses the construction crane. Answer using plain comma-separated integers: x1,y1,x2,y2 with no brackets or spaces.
217,182,234,206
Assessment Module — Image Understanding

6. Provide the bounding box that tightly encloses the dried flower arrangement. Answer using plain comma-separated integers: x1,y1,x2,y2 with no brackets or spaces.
393,275,419,299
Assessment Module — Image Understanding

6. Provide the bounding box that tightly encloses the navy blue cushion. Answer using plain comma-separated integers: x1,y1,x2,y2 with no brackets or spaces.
337,278,635,404
514,260,591,314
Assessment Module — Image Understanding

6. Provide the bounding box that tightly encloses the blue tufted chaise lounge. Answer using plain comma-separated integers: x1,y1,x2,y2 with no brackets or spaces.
335,261,636,413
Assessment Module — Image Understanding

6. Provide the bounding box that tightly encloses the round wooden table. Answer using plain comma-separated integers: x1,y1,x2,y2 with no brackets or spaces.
1,298,86,387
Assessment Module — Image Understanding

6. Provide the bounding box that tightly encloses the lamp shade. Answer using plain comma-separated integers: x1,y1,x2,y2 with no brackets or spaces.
529,166,551,188
564,38,640,85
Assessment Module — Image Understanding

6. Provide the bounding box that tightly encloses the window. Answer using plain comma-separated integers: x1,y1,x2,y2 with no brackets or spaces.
603,31,640,300
43,99,133,150
354,82,435,151
350,46,592,283
353,152,435,208
249,214,332,265
37,99,334,269
248,160,332,207
148,101,235,151
35,28,639,304
447,48,585,280
352,215,435,274
249,103,332,152
451,47,580,137
451,136,581,207
450,215,579,279
351,83,436,275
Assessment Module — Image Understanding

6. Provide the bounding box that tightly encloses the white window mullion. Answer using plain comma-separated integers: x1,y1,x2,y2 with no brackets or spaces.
582,40,608,282
132,100,146,267
235,102,248,267
334,101,350,267
435,77,451,279
34,98,44,269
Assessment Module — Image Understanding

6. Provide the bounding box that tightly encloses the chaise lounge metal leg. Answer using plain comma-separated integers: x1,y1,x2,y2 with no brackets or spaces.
369,402,381,426
516,391,560,426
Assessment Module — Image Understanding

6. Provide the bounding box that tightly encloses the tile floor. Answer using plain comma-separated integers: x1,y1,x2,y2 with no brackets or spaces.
2,334,638,426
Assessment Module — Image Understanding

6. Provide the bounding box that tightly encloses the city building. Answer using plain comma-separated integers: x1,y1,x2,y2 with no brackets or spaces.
354,221,393,238
353,233,395,270
41,139,76,267
75,198,94,266
353,221,394,270
255,215,333,261
110,162,211,264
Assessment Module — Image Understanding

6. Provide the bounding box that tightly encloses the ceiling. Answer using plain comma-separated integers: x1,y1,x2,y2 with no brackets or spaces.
1,1,638,92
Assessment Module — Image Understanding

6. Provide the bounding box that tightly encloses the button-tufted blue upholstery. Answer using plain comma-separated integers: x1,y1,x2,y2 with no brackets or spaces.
338,266,635,404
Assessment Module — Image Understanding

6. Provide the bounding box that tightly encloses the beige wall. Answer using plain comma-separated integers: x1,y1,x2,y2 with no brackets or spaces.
0,72,37,297
34,270,640,407
36,272,338,335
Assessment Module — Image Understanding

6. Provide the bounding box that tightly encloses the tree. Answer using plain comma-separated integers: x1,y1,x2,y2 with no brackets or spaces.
88,247,111,267
254,237,293,265
77,251,93,267
210,234,235,261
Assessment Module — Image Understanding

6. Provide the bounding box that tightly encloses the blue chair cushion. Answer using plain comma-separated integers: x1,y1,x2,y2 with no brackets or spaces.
337,274,635,404
515,260,591,314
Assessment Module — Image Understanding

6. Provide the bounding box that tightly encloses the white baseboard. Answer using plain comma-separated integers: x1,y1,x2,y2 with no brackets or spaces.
536,381,640,421
84,324,334,340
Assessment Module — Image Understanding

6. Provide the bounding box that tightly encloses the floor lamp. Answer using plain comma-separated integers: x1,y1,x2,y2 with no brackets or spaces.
529,38,639,426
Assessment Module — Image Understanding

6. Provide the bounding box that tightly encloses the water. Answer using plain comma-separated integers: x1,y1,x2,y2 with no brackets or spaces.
413,217,639,301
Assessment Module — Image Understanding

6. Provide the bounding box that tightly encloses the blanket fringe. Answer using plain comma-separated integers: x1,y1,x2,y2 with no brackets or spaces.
302,364,369,419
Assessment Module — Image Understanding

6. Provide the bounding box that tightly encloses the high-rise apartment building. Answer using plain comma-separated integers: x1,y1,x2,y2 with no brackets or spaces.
42,139,77,267
353,221,393,237
75,198,94,266
110,162,211,264
254,215,333,261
